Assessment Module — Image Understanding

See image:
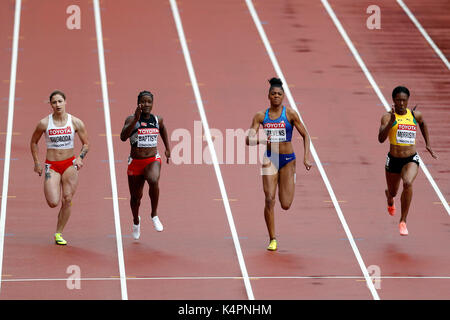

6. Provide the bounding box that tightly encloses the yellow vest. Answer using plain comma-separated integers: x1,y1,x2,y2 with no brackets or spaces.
389,109,417,146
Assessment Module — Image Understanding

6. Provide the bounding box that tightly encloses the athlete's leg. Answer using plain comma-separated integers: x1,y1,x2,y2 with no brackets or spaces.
262,161,278,241
44,167,62,208
385,170,401,207
143,161,161,218
399,162,419,223
278,160,296,210
56,166,78,233
128,174,145,225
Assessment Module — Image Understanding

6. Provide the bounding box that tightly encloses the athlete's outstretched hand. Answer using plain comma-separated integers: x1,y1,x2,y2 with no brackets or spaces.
304,158,312,171
34,163,43,176
165,149,171,164
426,145,438,159
74,157,84,170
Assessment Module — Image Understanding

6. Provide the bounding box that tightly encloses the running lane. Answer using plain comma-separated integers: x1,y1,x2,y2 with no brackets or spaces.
1,0,121,299
100,0,247,299
253,0,449,299
0,0,15,193
177,0,375,299
401,0,450,63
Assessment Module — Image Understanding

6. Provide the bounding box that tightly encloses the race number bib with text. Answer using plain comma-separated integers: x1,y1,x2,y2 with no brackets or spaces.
396,124,416,145
263,123,286,143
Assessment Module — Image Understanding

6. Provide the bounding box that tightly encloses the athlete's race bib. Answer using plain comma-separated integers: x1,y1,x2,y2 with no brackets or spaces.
47,126,73,149
137,128,159,148
396,124,416,145
263,123,286,143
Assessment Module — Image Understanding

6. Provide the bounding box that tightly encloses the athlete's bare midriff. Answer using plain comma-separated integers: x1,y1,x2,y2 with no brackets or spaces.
46,148,75,162
389,144,416,158
130,146,158,159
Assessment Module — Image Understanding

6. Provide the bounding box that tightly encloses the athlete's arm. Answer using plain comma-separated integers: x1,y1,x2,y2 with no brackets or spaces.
158,116,171,163
120,105,142,141
246,112,265,146
288,108,312,171
378,108,396,143
414,111,437,159
73,116,90,170
30,119,47,176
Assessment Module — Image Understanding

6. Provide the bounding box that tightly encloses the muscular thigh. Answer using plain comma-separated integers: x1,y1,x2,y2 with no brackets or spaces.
44,168,62,203
143,160,161,184
61,166,79,197
401,162,419,184
262,170,278,199
278,160,296,205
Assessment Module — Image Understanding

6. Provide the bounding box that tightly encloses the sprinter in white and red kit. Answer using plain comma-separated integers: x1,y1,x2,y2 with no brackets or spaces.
30,90,89,245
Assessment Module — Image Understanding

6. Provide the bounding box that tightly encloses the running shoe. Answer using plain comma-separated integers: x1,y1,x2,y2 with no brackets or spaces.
54,233,67,245
152,216,163,232
267,239,277,251
399,221,408,236
388,204,396,216
132,217,141,240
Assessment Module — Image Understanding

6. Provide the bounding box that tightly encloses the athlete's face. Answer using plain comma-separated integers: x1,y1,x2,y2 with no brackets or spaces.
393,92,409,114
50,94,66,114
138,95,153,114
268,87,284,107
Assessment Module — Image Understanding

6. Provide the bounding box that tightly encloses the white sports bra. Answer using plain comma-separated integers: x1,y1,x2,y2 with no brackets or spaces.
45,114,75,150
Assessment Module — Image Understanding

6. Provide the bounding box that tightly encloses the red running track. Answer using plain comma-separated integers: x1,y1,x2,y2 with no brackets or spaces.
0,0,448,300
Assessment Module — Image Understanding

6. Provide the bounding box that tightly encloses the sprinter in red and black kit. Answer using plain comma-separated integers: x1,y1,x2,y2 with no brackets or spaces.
120,91,171,240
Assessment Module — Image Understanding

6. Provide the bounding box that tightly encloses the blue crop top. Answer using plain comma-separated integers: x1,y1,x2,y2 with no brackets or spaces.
262,106,293,142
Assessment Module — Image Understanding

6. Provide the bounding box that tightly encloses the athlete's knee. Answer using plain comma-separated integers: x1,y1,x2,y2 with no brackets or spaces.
403,180,413,190
47,199,59,208
280,201,292,210
130,195,142,207
61,193,73,207
146,176,160,186
265,195,275,208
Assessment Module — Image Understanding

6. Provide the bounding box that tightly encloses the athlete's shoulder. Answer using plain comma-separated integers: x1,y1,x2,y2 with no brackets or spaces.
411,109,423,122
254,110,266,121
70,114,85,129
38,116,49,128
285,106,300,121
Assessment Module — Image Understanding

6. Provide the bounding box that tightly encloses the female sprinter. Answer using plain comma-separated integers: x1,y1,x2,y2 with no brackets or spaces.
378,86,437,236
120,90,171,240
246,78,312,251
30,90,89,245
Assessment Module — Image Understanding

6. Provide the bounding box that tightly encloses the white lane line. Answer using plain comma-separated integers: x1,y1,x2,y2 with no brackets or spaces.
0,0,22,293
397,0,450,70
92,0,128,300
321,0,450,217
245,0,380,300
2,275,449,282
169,0,255,300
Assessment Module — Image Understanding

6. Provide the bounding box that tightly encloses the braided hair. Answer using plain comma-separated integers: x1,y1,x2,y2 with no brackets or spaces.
137,90,154,104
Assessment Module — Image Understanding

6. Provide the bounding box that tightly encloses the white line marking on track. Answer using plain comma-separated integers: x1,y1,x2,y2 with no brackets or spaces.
397,0,450,70
93,0,128,300
2,275,449,282
169,0,255,300
321,0,450,217
245,0,380,300
0,0,22,294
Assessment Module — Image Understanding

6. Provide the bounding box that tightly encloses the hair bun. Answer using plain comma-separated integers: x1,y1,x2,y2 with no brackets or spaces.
268,77,283,86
